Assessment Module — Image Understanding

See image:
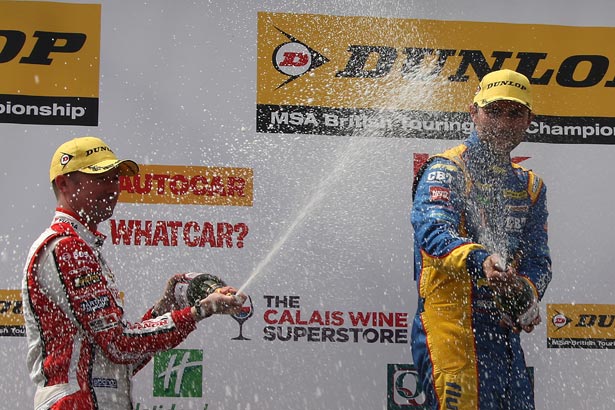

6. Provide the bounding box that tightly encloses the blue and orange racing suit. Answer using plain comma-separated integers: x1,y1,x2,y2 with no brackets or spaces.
410,133,552,410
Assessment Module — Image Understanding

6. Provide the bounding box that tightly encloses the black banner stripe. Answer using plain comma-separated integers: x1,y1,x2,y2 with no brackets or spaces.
257,104,615,144
0,94,98,126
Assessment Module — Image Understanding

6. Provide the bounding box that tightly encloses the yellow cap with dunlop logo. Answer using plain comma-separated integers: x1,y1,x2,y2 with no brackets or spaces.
473,69,532,110
49,136,139,182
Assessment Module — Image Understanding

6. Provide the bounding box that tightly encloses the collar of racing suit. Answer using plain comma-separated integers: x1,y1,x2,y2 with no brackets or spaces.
52,207,106,249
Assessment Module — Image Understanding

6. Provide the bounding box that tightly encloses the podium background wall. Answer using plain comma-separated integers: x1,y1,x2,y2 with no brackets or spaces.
1,1,615,409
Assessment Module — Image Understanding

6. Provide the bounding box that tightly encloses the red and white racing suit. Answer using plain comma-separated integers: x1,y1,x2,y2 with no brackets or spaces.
22,208,197,410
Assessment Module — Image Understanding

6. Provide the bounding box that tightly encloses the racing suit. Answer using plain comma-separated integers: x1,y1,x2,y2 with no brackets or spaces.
22,208,198,410
410,133,552,410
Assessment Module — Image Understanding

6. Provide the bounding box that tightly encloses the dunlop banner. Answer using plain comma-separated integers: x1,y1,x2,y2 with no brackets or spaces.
257,12,615,144
547,304,615,349
0,290,24,337
0,1,100,126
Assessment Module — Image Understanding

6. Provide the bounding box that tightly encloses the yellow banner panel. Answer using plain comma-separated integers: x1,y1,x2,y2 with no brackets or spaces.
0,289,24,328
119,165,254,207
258,12,615,117
0,1,101,97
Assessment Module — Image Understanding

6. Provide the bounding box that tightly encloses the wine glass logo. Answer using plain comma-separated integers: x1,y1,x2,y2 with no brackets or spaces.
231,295,253,340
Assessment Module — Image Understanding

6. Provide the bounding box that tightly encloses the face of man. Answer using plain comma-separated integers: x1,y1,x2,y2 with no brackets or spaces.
470,100,534,156
56,168,121,230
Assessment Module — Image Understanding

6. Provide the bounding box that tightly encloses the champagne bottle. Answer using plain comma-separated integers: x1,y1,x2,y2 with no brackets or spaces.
174,273,227,308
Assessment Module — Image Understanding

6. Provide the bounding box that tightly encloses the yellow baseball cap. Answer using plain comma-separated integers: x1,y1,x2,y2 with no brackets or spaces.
50,136,139,182
473,69,532,110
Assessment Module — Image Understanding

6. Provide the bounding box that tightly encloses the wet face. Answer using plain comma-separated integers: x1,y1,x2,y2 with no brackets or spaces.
470,100,534,156
55,168,121,229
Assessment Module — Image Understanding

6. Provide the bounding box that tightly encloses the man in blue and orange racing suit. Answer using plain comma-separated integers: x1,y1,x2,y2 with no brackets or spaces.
22,136,246,410
410,70,552,410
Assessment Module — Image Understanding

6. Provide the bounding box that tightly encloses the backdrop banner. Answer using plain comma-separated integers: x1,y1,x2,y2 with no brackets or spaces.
257,12,615,143
1,1,614,410
0,1,100,125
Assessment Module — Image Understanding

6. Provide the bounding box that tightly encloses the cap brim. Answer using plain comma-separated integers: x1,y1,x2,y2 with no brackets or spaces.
80,159,139,176
476,97,531,110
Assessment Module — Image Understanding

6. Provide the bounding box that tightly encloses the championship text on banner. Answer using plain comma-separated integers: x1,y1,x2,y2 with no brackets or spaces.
0,1,100,126
257,12,615,144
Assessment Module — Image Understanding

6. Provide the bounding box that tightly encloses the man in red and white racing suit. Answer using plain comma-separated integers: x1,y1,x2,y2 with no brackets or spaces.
22,136,245,410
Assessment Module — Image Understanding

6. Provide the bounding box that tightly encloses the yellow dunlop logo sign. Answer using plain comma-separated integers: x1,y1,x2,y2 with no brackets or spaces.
257,12,615,143
547,304,615,349
0,1,101,125
118,164,253,207
0,290,25,337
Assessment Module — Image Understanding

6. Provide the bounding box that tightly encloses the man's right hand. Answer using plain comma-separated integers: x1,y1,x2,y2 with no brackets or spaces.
193,287,247,321
483,254,517,294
